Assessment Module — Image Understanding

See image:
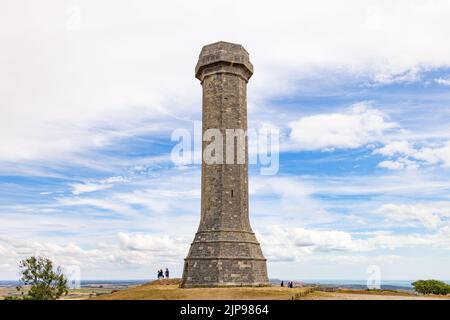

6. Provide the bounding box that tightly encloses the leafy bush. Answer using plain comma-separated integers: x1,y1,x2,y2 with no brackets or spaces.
3,296,23,300
14,256,69,300
412,280,450,295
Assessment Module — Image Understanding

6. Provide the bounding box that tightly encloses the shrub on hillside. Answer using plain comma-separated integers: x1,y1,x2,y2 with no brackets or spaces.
412,280,450,295
13,256,69,300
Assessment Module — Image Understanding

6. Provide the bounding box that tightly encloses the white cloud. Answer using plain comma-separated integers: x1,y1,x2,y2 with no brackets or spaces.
377,158,418,171
373,67,420,85
117,233,187,256
288,103,397,151
415,143,450,167
250,176,335,225
58,197,141,218
291,228,366,252
434,77,450,86
0,233,188,277
375,140,450,169
260,222,450,263
374,203,446,230
70,176,126,195
260,226,363,262
375,141,416,157
377,160,403,170
2,0,450,163
70,183,112,195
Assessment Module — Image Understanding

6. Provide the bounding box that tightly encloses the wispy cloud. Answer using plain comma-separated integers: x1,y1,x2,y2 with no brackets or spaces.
374,140,450,170
287,102,397,151
434,77,450,86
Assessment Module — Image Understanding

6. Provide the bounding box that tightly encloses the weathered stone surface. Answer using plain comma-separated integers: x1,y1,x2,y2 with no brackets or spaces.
181,41,269,287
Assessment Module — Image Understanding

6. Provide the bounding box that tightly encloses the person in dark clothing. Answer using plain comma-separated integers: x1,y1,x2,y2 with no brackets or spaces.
281,281,284,287
165,268,170,279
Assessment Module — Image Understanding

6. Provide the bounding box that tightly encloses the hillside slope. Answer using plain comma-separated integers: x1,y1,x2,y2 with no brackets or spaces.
94,279,311,300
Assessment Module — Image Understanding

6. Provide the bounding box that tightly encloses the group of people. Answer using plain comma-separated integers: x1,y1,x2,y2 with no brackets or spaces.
280,280,294,288
157,268,169,279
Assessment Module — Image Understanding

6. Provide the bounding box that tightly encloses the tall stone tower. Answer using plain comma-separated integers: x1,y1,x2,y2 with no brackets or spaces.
181,41,269,287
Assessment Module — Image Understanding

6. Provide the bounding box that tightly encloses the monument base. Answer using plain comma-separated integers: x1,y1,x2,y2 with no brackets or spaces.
180,257,269,288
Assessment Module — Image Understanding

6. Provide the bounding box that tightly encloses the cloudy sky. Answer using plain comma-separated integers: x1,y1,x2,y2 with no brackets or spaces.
1,0,450,281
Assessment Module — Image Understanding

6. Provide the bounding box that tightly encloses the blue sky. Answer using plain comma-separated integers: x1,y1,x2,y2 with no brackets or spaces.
1,0,450,280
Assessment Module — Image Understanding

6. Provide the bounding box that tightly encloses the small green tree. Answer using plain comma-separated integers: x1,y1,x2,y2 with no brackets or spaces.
412,280,450,295
15,256,69,300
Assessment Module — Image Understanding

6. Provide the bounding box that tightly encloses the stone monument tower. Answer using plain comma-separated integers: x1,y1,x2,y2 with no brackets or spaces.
181,41,269,287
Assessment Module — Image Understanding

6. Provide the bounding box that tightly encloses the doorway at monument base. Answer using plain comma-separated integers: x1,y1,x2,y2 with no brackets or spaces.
180,230,269,288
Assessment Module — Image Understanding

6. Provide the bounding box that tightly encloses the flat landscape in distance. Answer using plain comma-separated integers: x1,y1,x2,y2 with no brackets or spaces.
0,280,143,300
92,279,450,300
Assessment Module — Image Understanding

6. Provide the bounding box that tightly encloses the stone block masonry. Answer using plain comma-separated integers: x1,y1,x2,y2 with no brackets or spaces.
180,41,269,287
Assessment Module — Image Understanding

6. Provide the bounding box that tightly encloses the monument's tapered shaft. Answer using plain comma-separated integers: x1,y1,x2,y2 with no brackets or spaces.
181,41,269,287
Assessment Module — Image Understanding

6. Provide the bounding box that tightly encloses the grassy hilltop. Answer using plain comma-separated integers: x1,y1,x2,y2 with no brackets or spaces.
92,279,450,300
93,279,312,300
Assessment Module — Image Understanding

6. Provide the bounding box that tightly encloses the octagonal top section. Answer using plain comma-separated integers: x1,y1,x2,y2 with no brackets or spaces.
195,41,254,81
